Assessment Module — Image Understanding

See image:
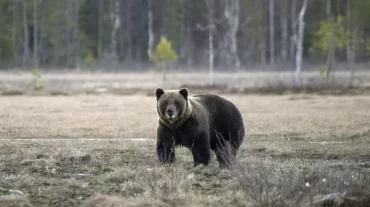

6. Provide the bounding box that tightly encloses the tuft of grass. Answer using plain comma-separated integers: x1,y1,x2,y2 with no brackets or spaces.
0,195,34,207
1,90,24,96
81,195,124,207
48,91,69,96
231,157,370,207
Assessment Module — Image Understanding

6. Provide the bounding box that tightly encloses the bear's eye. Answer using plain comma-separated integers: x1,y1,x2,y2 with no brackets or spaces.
175,102,181,109
160,101,168,109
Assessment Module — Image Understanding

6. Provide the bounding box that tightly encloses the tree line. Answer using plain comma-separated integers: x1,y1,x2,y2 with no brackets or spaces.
0,0,369,72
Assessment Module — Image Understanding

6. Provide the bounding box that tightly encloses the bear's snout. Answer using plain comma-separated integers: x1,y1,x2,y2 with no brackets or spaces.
166,109,174,118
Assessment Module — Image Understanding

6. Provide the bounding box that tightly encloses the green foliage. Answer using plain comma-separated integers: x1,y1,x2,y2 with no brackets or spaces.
150,36,178,67
319,66,327,78
28,68,43,91
313,16,346,55
83,52,97,67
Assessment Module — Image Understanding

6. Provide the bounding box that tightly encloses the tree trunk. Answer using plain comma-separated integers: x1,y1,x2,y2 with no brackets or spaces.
290,0,297,62
280,0,288,62
349,29,357,86
326,0,335,82
259,40,267,64
110,0,120,60
204,0,215,85
222,0,240,67
12,0,18,67
72,0,80,67
346,0,356,86
123,0,133,63
209,23,214,85
295,0,309,86
269,0,275,65
98,0,104,60
181,0,195,66
33,0,38,68
64,0,80,68
147,0,154,58
22,0,29,69
65,0,72,67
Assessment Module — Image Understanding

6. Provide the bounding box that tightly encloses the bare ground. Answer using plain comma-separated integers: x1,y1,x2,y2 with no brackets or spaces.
0,94,370,206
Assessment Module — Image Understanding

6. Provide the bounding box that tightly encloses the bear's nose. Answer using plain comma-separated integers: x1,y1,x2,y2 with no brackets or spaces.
166,109,174,117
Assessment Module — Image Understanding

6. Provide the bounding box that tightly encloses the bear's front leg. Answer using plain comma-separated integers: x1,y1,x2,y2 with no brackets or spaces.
191,133,210,167
157,124,175,164
157,140,175,164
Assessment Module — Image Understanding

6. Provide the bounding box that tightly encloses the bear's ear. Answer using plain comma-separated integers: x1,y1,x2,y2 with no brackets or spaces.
179,88,189,100
155,88,165,100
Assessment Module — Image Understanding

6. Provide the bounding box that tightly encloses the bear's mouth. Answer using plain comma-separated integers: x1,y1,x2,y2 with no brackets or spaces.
165,114,176,122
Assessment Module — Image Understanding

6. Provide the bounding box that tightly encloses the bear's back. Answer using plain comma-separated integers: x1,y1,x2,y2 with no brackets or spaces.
191,94,244,131
192,94,240,117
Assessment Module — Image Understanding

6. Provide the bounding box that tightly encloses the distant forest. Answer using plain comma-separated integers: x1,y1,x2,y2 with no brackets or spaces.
0,0,369,70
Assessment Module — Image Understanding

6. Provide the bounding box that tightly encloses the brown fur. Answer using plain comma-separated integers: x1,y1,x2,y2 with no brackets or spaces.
155,88,245,168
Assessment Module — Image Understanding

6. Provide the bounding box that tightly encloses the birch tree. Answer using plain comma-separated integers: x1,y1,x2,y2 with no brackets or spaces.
110,0,120,60
200,0,216,85
345,1,359,86
122,0,133,62
313,2,346,82
290,0,297,61
326,0,335,81
221,0,240,67
295,0,309,86
64,0,80,67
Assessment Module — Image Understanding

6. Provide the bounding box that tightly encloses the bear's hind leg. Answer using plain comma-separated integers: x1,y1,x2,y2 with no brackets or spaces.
215,141,236,169
190,136,211,167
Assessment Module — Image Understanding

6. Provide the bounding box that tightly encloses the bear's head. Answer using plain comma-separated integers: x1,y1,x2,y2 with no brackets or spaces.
155,88,191,126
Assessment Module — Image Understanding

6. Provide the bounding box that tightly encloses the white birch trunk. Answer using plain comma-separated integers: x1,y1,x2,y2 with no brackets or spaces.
295,0,309,86
111,0,120,59
204,0,215,85
349,28,357,86
345,1,356,86
326,0,335,81
209,24,214,85
223,0,240,67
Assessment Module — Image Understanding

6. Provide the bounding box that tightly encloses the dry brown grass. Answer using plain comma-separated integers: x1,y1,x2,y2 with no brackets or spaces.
0,94,370,206
0,94,369,140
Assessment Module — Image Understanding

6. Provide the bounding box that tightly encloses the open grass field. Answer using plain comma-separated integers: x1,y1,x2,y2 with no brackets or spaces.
0,93,370,206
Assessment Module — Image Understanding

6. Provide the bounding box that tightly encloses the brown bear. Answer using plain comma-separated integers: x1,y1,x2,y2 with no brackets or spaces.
155,88,245,168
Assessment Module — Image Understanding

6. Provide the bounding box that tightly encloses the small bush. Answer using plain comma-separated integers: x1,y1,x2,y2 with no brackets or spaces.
27,68,44,91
